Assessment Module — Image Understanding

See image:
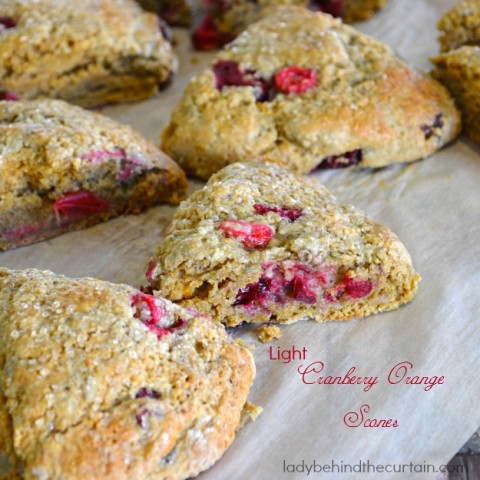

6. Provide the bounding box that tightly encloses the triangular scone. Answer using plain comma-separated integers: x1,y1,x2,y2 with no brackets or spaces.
0,99,187,251
0,0,176,107
0,268,255,479
148,163,420,326
162,7,461,180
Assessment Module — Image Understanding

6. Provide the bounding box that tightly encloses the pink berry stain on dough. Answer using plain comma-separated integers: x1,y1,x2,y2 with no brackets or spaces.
254,203,303,222
82,148,150,181
234,261,373,315
219,219,274,248
53,191,110,222
131,292,186,338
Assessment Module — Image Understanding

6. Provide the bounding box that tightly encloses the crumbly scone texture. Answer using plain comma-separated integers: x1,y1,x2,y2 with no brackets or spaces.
0,268,255,480
0,0,177,107
149,163,420,326
0,99,187,251
162,7,460,179
431,46,480,144
213,0,387,38
438,0,480,52
256,325,283,343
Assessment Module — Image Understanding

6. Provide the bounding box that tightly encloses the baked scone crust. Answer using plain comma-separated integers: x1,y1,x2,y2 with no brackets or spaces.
149,162,420,326
432,46,480,144
0,0,177,107
0,99,187,251
162,7,461,179
0,268,255,480
438,0,480,52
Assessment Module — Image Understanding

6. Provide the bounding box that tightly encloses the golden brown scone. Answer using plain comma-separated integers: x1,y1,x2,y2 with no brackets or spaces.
0,0,177,107
438,0,480,52
432,46,480,144
0,99,187,251
163,7,461,180
0,267,255,480
148,163,420,326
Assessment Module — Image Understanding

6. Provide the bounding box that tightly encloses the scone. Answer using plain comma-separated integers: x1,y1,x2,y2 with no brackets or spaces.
0,99,187,251
136,0,192,26
0,0,177,107
0,267,255,479
438,0,480,52
432,46,480,143
148,163,420,326
193,0,388,50
163,7,461,180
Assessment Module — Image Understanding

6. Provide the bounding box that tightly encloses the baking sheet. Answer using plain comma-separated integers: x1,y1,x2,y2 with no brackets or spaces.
1,0,480,478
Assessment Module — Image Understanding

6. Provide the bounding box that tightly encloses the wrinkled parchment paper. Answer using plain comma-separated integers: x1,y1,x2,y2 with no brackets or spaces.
1,0,479,478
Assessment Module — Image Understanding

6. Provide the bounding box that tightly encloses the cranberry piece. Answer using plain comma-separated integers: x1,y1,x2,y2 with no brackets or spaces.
254,204,303,222
0,91,19,101
233,262,332,314
136,387,161,399
53,191,109,222
219,219,274,249
274,66,317,94
234,263,373,314
234,277,272,308
290,264,328,304
421,113,444,140
0,16,17,30
131,293,186,338
345,277,373,299
213,60,271,101
192,17,234,51
131,292,165,324
308,0,344,17
326,276,373,301
136,408,163,429
317,149,362,169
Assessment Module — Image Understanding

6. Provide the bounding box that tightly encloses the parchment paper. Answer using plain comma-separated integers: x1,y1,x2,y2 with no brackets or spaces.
1,0,479,478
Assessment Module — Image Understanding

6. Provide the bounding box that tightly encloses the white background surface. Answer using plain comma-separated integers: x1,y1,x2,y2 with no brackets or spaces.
1,0,479,479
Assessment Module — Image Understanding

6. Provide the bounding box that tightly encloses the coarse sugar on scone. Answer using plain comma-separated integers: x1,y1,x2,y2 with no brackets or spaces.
148,162,420,326
0,99,187,251
432,46,480,144
0,267,255,480
193,0,388,50
162,7,461,179
0,0,177,107
438,0,480,52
